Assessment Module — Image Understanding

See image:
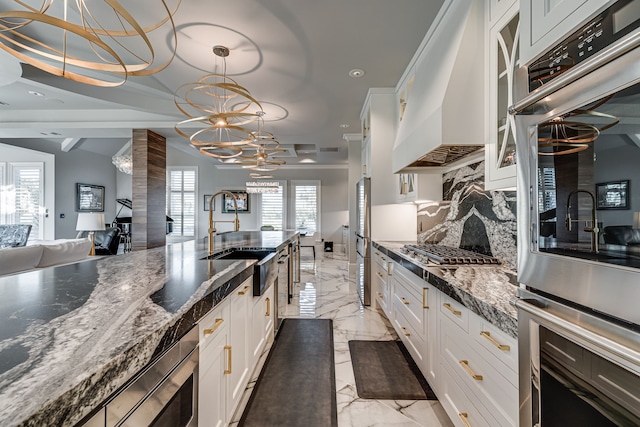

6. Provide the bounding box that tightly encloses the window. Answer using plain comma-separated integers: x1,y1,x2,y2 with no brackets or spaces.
292,181,320,234
259,182,285,230
0,163,44,239
167,167,197,237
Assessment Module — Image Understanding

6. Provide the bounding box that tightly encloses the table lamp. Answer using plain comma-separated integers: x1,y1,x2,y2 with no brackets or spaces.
76,213,106,256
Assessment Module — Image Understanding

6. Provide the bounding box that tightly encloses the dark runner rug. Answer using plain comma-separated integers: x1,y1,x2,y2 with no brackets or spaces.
349,340,437,400
239,318,337,427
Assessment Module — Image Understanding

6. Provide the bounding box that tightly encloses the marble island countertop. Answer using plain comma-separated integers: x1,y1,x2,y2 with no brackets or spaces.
373,241,519,338
0,231,298,427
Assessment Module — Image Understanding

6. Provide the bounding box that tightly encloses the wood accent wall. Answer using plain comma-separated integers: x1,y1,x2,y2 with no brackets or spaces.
132,129,166,250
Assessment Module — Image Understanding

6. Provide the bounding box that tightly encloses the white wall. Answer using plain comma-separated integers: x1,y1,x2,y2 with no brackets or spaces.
0,140,117,239
166,145,349,245
0,143,56,240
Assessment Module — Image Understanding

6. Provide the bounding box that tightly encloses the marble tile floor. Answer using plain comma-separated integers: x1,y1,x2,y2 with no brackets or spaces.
230,252,454,427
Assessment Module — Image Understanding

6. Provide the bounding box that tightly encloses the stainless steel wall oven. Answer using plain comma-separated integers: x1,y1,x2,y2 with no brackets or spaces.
512,1,640,425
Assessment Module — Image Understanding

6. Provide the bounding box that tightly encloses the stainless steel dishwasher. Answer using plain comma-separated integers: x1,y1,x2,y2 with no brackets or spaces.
104,326,199,427
275,243,292,334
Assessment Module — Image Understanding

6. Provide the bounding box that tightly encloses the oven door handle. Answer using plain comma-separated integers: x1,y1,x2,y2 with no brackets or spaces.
515,298,640,367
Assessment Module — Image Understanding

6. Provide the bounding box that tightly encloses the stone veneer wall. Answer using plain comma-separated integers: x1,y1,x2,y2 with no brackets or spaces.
417,161,517,270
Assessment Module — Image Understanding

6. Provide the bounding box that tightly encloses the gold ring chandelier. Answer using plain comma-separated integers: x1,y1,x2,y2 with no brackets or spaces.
174,45,263,159
538,95,619,156
0,0,181,86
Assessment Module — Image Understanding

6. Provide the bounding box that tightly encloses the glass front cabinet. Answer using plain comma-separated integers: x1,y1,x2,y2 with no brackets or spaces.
485,1,519,190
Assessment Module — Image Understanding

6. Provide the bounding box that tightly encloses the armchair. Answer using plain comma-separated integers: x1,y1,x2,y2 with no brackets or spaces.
77,227,120,255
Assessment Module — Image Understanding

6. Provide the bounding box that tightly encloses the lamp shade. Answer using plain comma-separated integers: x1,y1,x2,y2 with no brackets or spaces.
76,213,106,231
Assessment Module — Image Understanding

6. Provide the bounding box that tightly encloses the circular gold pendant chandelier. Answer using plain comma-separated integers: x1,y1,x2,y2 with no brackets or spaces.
0,0,181,86
174,45,263,158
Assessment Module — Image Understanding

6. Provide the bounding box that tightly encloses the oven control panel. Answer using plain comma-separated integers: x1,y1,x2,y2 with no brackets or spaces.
528,0,640,91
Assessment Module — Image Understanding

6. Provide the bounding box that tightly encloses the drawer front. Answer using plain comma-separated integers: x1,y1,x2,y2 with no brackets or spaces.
471,319,518,378
393,276,425,335
440,295,469,333
200,299,229,353
441,320,518,427
392,302,425,367
373,261,387,285
439,362,497,427
374,272,388,314
373,250,389,270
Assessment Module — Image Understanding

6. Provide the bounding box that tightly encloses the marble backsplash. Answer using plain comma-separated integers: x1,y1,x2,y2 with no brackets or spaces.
417,161,517,270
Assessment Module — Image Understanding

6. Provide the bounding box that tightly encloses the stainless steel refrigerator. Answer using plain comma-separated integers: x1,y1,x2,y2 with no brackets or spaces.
355,177,371,306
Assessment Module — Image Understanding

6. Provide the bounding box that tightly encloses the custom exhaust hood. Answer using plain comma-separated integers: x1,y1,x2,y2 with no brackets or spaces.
392,0,485,173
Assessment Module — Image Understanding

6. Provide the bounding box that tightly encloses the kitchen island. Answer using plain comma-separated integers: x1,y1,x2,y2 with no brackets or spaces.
0,231,297,427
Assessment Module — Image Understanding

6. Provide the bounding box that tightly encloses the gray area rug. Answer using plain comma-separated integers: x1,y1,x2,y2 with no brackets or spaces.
349,340,437,400
239,318,337,427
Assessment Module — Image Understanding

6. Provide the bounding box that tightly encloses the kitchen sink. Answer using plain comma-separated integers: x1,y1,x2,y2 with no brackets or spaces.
204,250,278,296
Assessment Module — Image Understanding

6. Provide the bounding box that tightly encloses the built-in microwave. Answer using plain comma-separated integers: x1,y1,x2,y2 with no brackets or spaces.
513,0,640,327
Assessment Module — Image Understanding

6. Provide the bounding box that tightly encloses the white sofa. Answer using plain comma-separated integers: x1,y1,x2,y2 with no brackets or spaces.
0,238,93,276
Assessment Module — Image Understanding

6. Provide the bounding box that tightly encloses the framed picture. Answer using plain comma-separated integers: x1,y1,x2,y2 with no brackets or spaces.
76,183,105,212
222,191,250,213
204,195,215,211
596,180,630,210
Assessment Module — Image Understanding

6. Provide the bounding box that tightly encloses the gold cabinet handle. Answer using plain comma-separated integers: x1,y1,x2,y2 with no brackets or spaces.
203,318,224,335
401,327,410,337
265,297,271,316
401,297,410,305
458,412,471,427
480,331,510,351
238,285,251,295
377,271,384,278
381,256,386,261
387,264,392,275
460,360,483,380
224,345,232,374
443,302,462,316
422,288,429,309
376,292,383,298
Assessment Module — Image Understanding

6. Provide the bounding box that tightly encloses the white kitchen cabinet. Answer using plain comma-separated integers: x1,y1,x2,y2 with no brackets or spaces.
485,1,518,190
488,0,515,24
361,137,371,178
227,279,252,416
439,294,518,427
520,0,617,66
250,284,274,367
395,173,443,204
199,298,230,427
390,262,438,390
372,250,391,315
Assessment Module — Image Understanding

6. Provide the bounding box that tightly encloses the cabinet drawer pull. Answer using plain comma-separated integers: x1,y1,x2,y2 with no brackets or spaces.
265,297,271,316
238,285,251,295
460,360,483,381
387,264,392,275
480,331,510,351
224,345,232,374
377,292,383,298
422,288,429,309
458,412,471,427
203,318,224,335
401,297,410,305
443,302,462,316
377,272,384,278
381,256,386,261
401,327,410,337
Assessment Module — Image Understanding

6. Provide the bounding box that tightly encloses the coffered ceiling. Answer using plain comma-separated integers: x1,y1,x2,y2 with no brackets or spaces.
0,0,445,168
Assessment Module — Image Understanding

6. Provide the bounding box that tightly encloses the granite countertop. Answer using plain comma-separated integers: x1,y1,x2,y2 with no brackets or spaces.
0,231,298,427
373,241,519,338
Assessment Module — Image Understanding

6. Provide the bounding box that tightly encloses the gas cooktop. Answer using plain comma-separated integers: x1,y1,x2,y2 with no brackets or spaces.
402,244,501,265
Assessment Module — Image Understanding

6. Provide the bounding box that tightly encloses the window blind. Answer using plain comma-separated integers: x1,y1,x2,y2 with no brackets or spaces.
11,164,43,239
260,183,284,230
167,168,196,236
294,183,319,233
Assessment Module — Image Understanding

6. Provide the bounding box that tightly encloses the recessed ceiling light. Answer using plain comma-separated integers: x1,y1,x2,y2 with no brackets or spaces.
349,69,365,78
29,90,45,97
339,123,350,129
